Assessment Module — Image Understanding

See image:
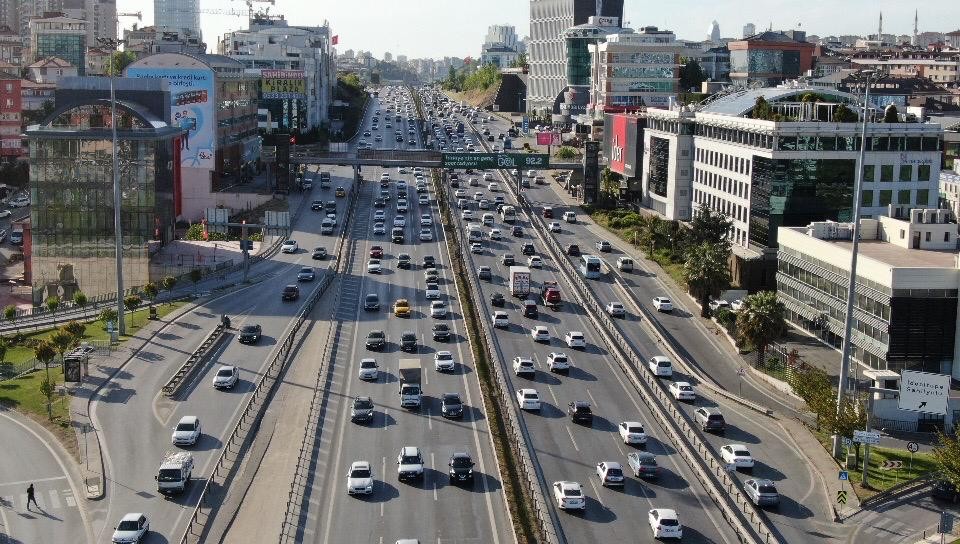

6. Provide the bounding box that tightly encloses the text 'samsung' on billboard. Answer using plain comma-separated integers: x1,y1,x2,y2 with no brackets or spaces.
127,66,216,169
261,69,306,100
602,113,640,178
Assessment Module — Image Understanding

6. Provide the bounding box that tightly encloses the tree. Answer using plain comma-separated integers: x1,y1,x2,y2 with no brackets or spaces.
49,330,75,366
689,204,733,249
599,167,622,207
34,341,57,419
823,394,868,464
735,291,786,367
99,307,117,328
189,269,202,285
162,276,177,304
73,291,87,308
834,103,858,123
883,104,899,123
933,432,960,492
554,146,577,159
106,50,136,76
679,58,706,91
0,336,8,364
124,295,142,314
682,242,731,317
46,296,60,314
142,283,158,306
509,53,528,69
63,321,86,341
3,305,15,322
753,96,773,120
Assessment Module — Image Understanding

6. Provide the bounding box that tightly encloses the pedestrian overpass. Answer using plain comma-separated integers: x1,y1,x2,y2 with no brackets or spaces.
287,146,581,171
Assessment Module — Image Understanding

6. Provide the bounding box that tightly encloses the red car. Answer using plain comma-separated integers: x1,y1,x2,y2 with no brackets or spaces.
369,246,384,258
542,206,553,219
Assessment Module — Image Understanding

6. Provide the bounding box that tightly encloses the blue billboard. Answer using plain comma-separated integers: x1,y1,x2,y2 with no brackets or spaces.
126,67,216,169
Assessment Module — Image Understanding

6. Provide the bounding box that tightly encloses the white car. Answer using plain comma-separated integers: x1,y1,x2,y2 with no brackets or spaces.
461,210,474,221
393,216,405,228
606,302,626,317
547,352,570,373
512,357,535,377
470,243,483,254
669,381,696,401
358,358,379,380
492,311,509,328
488,182,499,192
0,209,11,218
649,508,683,539
516,388,541,410
212,365,239,389
397,200,408,213
397,446,425,481
171,415,201,446
373,222,386,235
397,167,407,174
381,172,391,182
367,259,382,274
596,461,626,487
425,283,440,299
720,444,755,470
112,513,149,544
530,326,550,343
434,351,456,372
454,189,467,198
527,255,543,268
419,228,433,241
7,196,29,208
418,195,429,205
548,222,561,233
648,356,673,377
564,331,586,349
652,296,674,312
618,421,647,445
563,211,577,223
473,191,484,202
430,300,448,318
489,228,502,240
420,214,433,226
553,481,586,511
281,240,298,253
374,210,386,221
346,460,374,495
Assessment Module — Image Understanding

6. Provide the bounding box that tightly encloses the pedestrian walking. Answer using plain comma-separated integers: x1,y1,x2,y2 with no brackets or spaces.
26,483,38,510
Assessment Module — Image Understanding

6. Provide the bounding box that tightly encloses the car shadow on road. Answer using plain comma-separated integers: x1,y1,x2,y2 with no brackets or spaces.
565,366,598,382
580,496,617,523
722,425,762,445
369,480,400,503
531,372,561,386
772,493,815,519
653,468,690,491
750,460,787,482
191,433,223,452
590,415,617,433
537,402,565,419
379,371,398,385
624,478,657,499
369,410,397,429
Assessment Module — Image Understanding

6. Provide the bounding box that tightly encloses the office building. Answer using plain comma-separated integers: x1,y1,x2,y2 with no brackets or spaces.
485,24,520,51
590,26,681,112
742,23,755,39
728,31,815,86
154,0,200,38
777,209,960,376
123,25,205,57
29,15,86,75
850,50,960,85
481,45,519,69
0,68,21,160
59,0,117,43
24,76,185,303
700,45,730,82
708,21,721,43
527,0,623,116
481,23,522,69
219,14,335,131
0,24,22,66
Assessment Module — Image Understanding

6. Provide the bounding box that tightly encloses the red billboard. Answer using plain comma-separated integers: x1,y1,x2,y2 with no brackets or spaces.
536,132,561,146
602,113,642,178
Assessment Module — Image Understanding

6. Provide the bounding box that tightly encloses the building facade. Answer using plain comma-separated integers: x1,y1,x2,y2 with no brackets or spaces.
485,24,521,52
480,45,519,69
590,26,681,112
59,0,117,43
527,0,623,115
0,69,21,160
729,31,815,86
27,56,77,83
24,76,184,304
29,15,86,75
154,0,201,38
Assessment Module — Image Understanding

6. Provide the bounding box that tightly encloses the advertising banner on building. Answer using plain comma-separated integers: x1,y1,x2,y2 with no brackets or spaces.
127,67,216,169
536,132,561,146
261,69,306,100
602,113,641,178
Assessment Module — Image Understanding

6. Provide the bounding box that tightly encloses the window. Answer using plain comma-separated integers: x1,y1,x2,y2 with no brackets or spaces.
900,229,905,239
880,165,894,182
899,165,912,182
917,189,930,206
897,190,911,205
878,190,892,206
861,190,874,206
945,232,951,243
918,164,931,181
926,231,932,242
863,165,875,182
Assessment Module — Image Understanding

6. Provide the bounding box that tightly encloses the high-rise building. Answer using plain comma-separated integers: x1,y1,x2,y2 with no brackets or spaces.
528,0,623,115
59,0,117,43
154,0,201,38
708,20,721,43
30,15,87,74
485,24,519,51
383,51,392,62
742,23,755,38
591,26,681,112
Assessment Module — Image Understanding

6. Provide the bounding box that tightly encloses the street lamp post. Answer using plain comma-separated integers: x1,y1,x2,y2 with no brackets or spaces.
831,70,877,459
98,37,126,335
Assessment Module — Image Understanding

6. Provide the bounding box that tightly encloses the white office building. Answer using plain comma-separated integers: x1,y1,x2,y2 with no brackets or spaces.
589,26,681,112
484,24,520,51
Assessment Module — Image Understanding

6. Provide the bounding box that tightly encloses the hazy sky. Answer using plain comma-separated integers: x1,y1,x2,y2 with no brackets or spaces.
120,0,959,58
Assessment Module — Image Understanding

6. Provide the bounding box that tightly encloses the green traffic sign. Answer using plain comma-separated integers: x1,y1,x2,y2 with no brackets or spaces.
441,152,550,170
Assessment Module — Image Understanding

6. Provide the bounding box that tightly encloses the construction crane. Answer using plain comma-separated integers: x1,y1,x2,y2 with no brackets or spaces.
233,0,276,20
117,11,142,22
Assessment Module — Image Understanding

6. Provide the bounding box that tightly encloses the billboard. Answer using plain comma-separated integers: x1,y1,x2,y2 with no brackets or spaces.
602,113,642,178
261,69,306,100
536,132,561,146
127,67,216,169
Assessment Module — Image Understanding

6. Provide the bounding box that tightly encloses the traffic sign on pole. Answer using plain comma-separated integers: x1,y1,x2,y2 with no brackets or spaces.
837,490,848,505
853,430,881,445
899,370,950,414
838,471,849,481
907,441,919,453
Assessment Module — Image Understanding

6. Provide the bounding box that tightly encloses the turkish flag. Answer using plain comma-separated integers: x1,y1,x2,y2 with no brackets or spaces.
332,35,339,45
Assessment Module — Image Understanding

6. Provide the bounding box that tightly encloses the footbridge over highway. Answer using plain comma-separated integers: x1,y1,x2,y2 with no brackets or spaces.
286,146,582,170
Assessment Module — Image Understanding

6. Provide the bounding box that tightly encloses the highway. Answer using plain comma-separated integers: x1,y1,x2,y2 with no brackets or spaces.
293,89,512,543
84,165,355,543
458,105,839,543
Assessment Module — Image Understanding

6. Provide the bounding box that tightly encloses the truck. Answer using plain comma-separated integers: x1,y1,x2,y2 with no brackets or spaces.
398,359,422,408
540,280,562,309
155,451,194,495
509,266,531,298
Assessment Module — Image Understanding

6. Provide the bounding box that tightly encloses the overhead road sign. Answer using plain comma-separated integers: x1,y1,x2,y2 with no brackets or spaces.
899,370,950,414
442,152,549,170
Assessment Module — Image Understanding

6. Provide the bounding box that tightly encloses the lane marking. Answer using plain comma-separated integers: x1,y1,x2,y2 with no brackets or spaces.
0,476,67,488
565,427,580,452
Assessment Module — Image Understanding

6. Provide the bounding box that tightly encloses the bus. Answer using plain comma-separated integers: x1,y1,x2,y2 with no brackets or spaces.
580,255,602,279
499,205,516,223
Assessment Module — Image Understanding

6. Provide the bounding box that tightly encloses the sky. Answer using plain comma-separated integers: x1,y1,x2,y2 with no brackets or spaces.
119,0,960,59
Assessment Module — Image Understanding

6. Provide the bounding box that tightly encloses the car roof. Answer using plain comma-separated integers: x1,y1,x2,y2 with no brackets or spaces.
651,355,671,362
651,508,678,518
672,381,692,387
219,365,236,370
519,388,538,394
557,481,581,490
400,446,420,455
350,460,371,469
571,400,591,408
600,461,623,469
178,415,198,424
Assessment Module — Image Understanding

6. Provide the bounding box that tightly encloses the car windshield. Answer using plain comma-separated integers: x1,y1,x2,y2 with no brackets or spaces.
360,360,376,368
369,332,384,339
451,456,472,468
241,325,258,333
437,353,452,361
443,395,461,405
354,398,373,409
350,468,371,479
434,324,448,330
400,454,421,464
175,422,195,431
758,484,777,494
366,295,377,301
403,334,415,341
117,520,140,531
524,393,538,400
216,369,233,377
637,456,657,466
679,385,693,391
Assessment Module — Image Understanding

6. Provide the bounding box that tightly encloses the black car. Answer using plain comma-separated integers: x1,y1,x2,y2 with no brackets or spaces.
521,243,536,256
441,393,464,419
933,480,960,502
238,324,262,344
400,331,417,352
365,330,386,350
422,255,436,269
396,135,404,142
566,244,581,257
351,396,374,423
512,226,523,237
523,299,538,318
364,293,380,311
448,452,475,485
501,254,515,266
491,292,505,307
374,198,385,208
477,266,492,280
568,401,593,424
311,200,323,210
282,284,300,301
397,253,412,269
432,323,451,341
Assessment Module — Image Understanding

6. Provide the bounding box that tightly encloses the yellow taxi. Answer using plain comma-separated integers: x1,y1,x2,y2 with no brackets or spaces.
393,298,411,317
335,186,346,197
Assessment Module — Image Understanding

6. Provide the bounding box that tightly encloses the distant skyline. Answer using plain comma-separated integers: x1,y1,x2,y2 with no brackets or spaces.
119,0,959,58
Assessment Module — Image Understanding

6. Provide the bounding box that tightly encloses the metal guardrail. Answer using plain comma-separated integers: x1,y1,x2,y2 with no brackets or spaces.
466,117,777,543
160,323,227,397
176,179,355,544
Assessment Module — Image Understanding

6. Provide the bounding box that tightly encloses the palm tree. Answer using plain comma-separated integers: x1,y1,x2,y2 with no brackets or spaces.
34,341,57,419
735,291,786,368
682,242,731,317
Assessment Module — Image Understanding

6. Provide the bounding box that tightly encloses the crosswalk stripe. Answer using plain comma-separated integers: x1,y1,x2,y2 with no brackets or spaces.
47,489,60,509
63,490,75,508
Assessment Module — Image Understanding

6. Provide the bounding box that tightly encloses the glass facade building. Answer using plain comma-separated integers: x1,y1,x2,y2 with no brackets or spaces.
26,99,183,305
30,17,87,76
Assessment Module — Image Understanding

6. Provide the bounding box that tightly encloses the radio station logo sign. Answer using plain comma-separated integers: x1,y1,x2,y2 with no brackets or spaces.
261,69,306,100
442,153,550,170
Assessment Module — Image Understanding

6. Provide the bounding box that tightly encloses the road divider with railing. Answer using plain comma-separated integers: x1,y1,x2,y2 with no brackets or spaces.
161,323,228,398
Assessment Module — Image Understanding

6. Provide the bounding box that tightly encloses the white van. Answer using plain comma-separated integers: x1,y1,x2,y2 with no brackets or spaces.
616,257,634,272
482,213,495,226
320,218,335,234
467,225,484,242
488,182,499,192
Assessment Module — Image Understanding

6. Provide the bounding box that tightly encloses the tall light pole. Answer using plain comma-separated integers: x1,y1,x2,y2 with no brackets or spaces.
97,37,126,335
831,69,877,458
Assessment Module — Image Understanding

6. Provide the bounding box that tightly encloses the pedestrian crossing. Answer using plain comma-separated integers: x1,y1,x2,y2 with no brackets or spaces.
0,488,76,511
856,511,918,543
